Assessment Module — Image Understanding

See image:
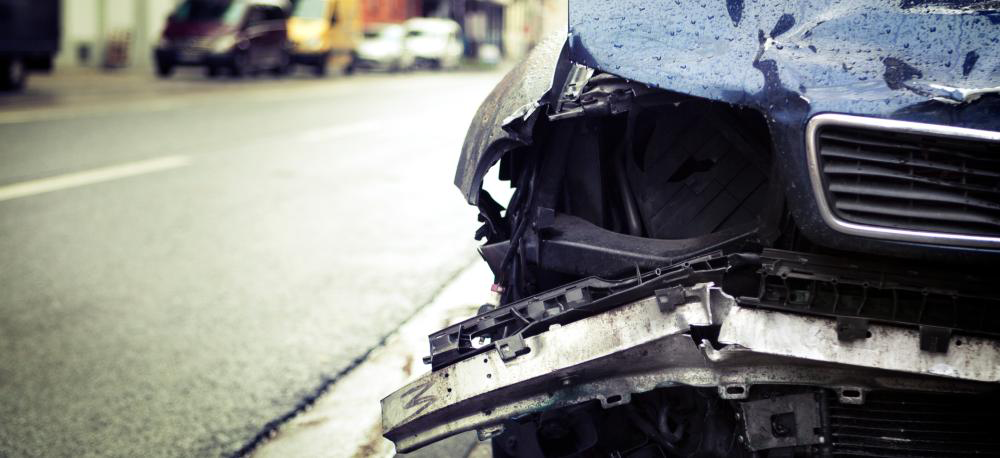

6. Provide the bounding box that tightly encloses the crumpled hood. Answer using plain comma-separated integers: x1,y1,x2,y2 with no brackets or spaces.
568,0,1000,112
455,0,1000,221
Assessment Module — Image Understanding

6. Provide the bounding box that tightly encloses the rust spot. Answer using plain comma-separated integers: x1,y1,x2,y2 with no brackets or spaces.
402,353,414,377
351,422,390,458
296,416,330,428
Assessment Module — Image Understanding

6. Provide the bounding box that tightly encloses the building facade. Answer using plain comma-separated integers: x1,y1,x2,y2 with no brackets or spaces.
58,0,179,68
421,0,564,60
361,0,422,24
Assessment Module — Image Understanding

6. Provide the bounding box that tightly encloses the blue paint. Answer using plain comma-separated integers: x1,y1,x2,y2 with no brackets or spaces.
726,0,743,26
963,50,980,76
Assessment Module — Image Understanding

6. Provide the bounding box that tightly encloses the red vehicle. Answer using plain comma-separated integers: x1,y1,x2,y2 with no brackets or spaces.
154,0,291,78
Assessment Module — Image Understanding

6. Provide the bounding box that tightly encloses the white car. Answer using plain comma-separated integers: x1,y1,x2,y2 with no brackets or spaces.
403,18,463,70
353,23,412,72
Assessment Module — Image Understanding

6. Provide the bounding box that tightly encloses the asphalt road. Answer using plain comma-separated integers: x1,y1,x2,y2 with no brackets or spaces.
0,67,505,457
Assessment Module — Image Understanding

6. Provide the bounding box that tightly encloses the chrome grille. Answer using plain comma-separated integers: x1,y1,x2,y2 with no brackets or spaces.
807,114,1000,247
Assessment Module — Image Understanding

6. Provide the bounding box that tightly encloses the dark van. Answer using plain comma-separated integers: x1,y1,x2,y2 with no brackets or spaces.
0,0,60,90
154,0,290,78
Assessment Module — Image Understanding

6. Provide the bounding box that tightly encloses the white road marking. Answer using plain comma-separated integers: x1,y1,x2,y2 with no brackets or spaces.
0,119,398,204
296,121,381,143
0,100,187,125
0,155,192,202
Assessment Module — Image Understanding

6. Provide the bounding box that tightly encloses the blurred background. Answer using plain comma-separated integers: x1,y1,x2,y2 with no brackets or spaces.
0,0,564,457
49,0,566,72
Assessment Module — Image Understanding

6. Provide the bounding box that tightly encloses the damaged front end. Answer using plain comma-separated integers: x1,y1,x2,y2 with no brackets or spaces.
384,250,1000,456
384,2,1000,456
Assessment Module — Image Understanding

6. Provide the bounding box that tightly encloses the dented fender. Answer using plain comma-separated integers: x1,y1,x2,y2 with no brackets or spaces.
454,35,565,205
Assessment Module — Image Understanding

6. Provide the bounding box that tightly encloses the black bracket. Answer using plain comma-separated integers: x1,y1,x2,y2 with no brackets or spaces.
422,252,727,370
655,286,692,313
836,317,870,342
522,230,541,265
919,325,952,353
739,392,823,451
523,207,556,266
534,206,555,231
495,334,530,362
564,286,591,306
424,330,471,365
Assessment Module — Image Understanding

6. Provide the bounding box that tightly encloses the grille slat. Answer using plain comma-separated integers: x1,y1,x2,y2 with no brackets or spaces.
832,436,1000,451
834,445,993,458
829,211,999,238
828,182,1000,212
822,143,1000,180
833,425,995,436
815,121,1000,242
834,200,1000,228
820,131,1000,164
830,411,996,423
822,162,1000,196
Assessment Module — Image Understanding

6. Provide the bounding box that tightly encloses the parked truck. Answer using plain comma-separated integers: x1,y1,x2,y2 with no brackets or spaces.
0,0,60,90
286,0,360,76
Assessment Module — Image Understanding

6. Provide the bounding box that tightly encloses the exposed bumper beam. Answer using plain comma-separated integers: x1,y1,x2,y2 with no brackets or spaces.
381,283,998,452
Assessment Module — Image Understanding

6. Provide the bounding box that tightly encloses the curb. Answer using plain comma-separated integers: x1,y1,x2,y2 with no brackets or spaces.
249,260,494,458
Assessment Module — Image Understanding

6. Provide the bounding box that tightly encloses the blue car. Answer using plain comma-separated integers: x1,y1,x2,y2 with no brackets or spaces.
382,2,1000,457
